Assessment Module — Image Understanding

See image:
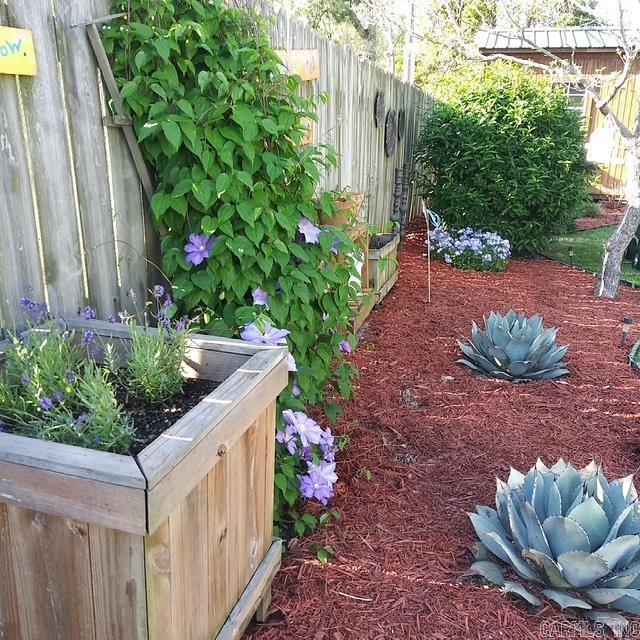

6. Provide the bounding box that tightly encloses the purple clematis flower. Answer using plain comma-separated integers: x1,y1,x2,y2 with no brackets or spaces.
339,339,352,354
319,428,336,462
299,469,334,505
331,236,342,255
308,460,338,486
275,424,298,455
185,233,216,266
292,380,301,397
241,321,289,346
298,217,321,244
252,288,269,306
287,353,297,372
282,409,323,448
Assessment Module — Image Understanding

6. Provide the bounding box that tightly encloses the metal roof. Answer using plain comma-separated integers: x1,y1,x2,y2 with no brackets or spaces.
477,27,622,52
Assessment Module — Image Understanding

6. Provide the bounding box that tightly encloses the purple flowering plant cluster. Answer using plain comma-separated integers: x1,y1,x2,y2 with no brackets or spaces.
0,287,190,454
429,227,511,272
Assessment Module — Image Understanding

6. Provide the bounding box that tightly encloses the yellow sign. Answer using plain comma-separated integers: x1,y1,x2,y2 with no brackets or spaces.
0,27,37,76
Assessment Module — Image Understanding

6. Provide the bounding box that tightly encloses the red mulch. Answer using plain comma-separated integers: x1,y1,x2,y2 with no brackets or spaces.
247,221,640,640
576,201,625,231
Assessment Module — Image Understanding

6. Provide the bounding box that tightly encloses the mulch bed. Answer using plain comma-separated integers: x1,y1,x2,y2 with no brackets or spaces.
576,201,625,231
248,220,640,640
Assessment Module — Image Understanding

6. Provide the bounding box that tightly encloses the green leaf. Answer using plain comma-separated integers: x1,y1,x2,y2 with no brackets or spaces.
162,121,182,151
153,38,171,62
274,473,288,493
215,173,232,197
237,171,253,189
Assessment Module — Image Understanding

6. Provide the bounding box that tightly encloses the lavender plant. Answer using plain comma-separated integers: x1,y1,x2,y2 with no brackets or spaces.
430,227,511,271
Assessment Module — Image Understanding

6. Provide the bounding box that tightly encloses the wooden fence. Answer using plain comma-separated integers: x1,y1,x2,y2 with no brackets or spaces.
0,0,428,329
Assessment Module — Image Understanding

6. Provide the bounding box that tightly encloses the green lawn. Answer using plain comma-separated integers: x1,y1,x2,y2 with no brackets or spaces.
544,225,640,287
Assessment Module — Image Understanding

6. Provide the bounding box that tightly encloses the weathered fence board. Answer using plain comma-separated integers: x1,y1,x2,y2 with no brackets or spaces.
0,0,154,329
0,0,428,329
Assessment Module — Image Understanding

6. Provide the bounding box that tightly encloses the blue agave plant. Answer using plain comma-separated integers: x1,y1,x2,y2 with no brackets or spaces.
469,459,640,637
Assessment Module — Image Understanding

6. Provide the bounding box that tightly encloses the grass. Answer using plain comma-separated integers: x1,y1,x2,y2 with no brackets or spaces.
544,225,640,287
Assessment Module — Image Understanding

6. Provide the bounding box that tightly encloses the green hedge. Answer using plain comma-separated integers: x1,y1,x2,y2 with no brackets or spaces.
415,63,594,254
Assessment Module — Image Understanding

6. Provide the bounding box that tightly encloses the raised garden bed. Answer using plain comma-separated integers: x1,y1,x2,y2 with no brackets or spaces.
0,319,288,640
369,232,399,304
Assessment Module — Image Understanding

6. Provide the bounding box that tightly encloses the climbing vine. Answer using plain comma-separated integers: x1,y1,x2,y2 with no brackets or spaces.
103,0,359,533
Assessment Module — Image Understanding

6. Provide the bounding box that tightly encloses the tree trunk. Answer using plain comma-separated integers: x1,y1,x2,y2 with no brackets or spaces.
596,146,640,298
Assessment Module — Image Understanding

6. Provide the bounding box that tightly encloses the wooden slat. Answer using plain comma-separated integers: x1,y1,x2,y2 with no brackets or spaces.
0,503,20,639
142,349,288,533
54,0,120,317
0,460,146,534
208,443,231,636
89,525,148,640
0,6,44,330
8,0,85,317
145,519,172,640
168,477,209,639
215,540,282,640
7,507,95,640
0,432,145,488
261,402,276,558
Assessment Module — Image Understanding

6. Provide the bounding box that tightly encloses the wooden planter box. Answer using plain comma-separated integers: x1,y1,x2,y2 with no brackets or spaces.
0,320,288,640
319,192,365,227
369,233,400,304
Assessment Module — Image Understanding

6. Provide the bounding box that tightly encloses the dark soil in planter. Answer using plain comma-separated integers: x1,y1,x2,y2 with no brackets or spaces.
122,378,219,455
370,232,397,250
249,219,640,640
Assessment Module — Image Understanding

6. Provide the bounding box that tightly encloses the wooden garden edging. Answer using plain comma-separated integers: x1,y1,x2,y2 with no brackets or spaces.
0,321,288,640
369,233,400,304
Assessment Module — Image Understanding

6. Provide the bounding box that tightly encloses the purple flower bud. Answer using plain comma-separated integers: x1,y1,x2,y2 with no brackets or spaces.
339,339,352,354
152,284,165,299
53,390,63,403
107,315,116,324
164,296,173,308
252,288,269,306
66,371,76,384
39,396,53,411
21,373,31,387
82,330,95,347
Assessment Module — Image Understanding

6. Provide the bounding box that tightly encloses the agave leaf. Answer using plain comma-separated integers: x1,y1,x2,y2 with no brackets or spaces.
468,560,505,587
549,458,567,476
485,532,540,582
601,562,640,588
555,464,583,515
556,551,609,588
475,541,494,561
613,595,640,615
456,358,483,372
471,322,493,354
476,505,510,539
522,467,536,503
491,370,515,381
596,536,640,571
546,482,562,519
583,611,628,638
527,314,543,335
585,588,640,610
542,588,591,610
520,503,551,556
542,516,590,557
505,337,532,363
535,459,552,476
496,479,511,531
607,479,635,522
469,512,513,564
504,310,517,328
522,549,570,589
568,497,610,550
507,467,525,490
528,328,556,354
532,471,547,522
580,461,599,481
506,361,532,377
488,345,509,369
605,505,635,545
491,327,511,351
524,368,570,381
537,345,569,369
502,580,541,607
508,494,529,549
618,509,640,536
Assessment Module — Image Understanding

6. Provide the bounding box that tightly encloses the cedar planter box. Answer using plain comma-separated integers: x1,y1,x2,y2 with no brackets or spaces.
0,320,288,640
319,192,365,226
369,233,400,304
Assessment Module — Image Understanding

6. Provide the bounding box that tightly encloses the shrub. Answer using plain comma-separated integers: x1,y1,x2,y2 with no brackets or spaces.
458,310,569,382
103,0,359,534
430,227,510,271
469,459,640,634
415,63,593,254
